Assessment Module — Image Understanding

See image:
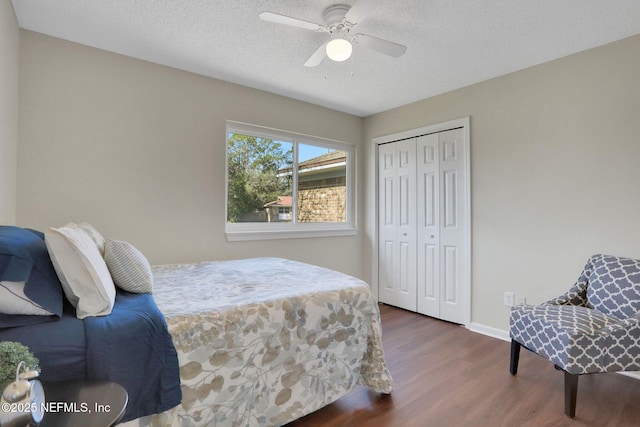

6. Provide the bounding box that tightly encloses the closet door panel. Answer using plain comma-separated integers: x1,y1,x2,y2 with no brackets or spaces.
417,134,440,316
378,140,417,311
438,128,467,324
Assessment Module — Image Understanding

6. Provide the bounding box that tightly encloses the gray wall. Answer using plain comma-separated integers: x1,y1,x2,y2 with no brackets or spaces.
0,0,19,225
364,34,640,330
17,31,366,277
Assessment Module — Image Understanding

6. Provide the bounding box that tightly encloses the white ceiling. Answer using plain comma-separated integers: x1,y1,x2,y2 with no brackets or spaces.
11,0,640,117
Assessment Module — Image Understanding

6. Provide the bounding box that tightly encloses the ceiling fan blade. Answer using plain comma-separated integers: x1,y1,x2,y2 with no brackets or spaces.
353,34,407,57
259,12,325,32
304,42,328,67
344,0,385,24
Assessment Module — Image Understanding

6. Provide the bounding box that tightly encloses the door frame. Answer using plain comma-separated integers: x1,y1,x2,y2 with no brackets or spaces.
372,117,471,327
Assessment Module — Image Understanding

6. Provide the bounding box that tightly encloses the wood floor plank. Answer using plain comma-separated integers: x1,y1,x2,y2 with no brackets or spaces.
287,304,640,427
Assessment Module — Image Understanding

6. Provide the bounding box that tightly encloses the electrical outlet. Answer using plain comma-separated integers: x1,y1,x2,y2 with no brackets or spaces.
515,296,526,306
503,292,514,307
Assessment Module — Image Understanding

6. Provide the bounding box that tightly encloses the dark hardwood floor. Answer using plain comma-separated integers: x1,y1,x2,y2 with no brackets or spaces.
288,304,640,427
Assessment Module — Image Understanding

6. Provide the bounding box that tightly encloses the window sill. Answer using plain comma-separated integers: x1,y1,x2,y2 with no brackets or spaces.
225,227,357,241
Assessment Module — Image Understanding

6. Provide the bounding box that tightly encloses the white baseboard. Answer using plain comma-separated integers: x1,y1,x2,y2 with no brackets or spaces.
467,322,640,380
619,371,640,380
468,322,510,342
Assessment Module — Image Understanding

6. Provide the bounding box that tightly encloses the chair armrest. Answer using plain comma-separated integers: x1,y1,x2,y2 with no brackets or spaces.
600,314,640,335
544,284,589,306
543,257,596,307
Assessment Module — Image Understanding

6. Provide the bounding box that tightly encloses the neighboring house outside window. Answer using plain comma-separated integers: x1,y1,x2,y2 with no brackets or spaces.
263,196,292,222
225,121,356,241
276,151,347,223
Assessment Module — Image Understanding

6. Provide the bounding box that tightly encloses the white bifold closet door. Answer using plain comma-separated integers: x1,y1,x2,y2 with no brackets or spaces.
378,138,418,312
378,127,468,324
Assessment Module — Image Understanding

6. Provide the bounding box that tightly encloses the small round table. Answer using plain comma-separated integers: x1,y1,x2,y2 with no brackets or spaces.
40,380,128,427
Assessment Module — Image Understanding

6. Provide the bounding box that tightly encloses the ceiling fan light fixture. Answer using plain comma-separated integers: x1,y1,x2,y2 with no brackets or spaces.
326,38,352,62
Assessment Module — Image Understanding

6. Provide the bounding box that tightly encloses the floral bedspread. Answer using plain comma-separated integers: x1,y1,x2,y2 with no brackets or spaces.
131,257,393,427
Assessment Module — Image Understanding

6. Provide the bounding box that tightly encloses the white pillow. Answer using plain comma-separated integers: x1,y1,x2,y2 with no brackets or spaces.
77,222,106,256
104,239,153,294
0,281,53,315
45,224,116,319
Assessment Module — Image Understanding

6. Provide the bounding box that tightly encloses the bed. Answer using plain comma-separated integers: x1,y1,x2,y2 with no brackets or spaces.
128,257,393,426
0,225,393,426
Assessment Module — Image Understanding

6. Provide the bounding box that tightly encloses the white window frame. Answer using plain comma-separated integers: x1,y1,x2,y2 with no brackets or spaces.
225,121,357,241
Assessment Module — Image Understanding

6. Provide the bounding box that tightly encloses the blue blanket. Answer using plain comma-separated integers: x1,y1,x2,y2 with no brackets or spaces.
0,303,87,380
84,290,182,422
0,291,181,421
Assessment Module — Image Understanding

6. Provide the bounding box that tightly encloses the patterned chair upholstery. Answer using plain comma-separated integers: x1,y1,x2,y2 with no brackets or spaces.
509,254,640,417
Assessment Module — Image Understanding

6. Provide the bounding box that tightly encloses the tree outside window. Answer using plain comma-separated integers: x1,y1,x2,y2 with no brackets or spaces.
226,133,292,223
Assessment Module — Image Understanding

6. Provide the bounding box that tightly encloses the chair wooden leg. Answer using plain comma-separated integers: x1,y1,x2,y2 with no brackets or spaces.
564,371,579,418
510,340,521,375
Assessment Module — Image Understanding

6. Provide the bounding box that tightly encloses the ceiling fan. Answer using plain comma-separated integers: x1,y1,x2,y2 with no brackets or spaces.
259,0,407,67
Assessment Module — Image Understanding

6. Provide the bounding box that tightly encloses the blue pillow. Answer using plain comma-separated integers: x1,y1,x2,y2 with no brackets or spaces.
0,226,64,328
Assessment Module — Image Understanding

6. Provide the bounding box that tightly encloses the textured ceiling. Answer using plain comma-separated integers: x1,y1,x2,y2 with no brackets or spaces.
11,0,640,117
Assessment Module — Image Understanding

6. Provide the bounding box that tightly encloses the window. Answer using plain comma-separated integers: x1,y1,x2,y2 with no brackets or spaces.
225,121,356,240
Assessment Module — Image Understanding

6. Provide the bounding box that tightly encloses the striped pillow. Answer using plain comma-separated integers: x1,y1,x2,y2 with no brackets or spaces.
104,239,153,294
